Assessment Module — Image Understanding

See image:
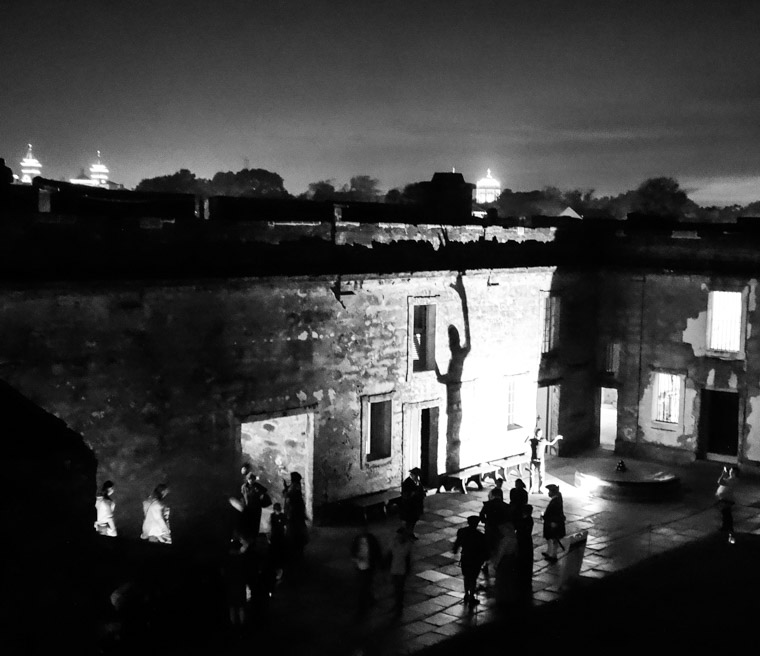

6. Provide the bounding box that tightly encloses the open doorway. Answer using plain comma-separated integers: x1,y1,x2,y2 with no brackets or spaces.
536,384,561,454
700,390,739,462
600,387,618,450
240,410,314,527
403,401,440,487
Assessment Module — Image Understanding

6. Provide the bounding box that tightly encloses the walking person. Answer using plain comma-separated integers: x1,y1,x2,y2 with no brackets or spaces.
716,466,738,544
94,480,117,536
479,487,511,581
400,467,426,538
514,503,535,601
525,429,563,493
284,471,308,563
452,516,488,606
240,464,272,546
350,520,382,617
541,484,565,562
388,527,414,617
141,484,172,544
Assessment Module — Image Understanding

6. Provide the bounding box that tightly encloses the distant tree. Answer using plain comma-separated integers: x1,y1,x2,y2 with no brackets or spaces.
136,169,208,195
384,187,404,203
347,175,381,202
299,180,339,202
208,168,289,198
630,177,694,217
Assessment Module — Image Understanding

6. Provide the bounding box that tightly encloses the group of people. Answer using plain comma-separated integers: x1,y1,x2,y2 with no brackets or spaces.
94,480,173,544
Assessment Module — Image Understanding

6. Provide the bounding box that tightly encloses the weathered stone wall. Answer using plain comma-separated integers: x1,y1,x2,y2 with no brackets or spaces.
598,271,760,468
0,267,555,544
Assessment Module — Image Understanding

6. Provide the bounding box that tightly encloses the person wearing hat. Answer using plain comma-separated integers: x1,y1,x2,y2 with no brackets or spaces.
453,516,488,605
541,484,566,562
400,467,426,538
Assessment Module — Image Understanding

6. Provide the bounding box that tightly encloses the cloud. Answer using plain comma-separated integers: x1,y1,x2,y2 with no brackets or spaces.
684,176,760,207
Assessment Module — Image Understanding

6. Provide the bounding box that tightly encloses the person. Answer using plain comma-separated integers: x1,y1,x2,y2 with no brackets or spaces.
240,464,272,545
452,516,488,606
491,519,519,605
0,158,13,188
284,471,308,561
222,537,248,628
479,487,511,579
716,466,738,544
95,480,117,536
509,478,529,516
541,484,565,562
514,503,535,600
141,484,171,544
525,429,563,493
261,502,287,597
488,477,505,500
400,467,426,537
350,520,382,616
388,526,414,617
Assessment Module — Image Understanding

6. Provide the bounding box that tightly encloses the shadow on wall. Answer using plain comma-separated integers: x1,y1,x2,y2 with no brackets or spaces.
435,272,471,473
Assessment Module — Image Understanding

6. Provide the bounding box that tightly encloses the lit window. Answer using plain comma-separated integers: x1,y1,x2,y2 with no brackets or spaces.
604,343,620,374
708,291,742,353
412,304,436,372
542,295,561,353
653,373,681,424
362,394,393,463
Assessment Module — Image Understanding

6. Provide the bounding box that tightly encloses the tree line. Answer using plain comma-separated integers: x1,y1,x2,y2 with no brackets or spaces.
136,168,760,220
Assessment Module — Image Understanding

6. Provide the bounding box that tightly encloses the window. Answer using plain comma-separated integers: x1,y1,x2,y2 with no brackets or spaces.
411,303,436,372
604,342,621,374
542,295,561,353
362,394,393,463
506,377,523,430
653,373,681,424
708,291,743,353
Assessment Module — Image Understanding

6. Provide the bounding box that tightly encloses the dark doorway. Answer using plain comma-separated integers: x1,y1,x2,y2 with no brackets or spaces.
420,407,439,487
700,390,739,459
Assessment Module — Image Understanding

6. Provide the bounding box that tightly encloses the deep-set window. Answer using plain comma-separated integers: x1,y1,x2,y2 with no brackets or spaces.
707,291,743,353
653,373,681,424
604,342,621,374
363,394,393,463
542,295,561,353
412,304,436,372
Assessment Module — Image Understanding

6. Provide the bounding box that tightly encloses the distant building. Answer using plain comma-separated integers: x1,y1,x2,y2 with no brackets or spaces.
475,169,501,204
69,151,123,189
19,144,42,184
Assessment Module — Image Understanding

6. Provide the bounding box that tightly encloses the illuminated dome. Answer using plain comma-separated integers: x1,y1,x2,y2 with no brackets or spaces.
20,144,42,184
475,168,501,204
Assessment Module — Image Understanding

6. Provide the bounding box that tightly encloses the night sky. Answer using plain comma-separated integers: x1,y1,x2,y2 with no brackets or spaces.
3,0,759,204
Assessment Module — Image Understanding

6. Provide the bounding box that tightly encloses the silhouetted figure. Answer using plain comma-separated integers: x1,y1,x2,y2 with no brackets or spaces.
436,273,471,473
388,527,414,617
525,428,563,493
240,463,272,545
488,477,505,500
350,520,382,616
284,471,308,562
541,484,565,561
453,516,487,606
400,467,426,537
262,502,287,597
514,503,535,600
479,487,511,579
492,520,519,605
509,478,528,516
0,157,13,188
716,466,738,544
141,483,171,544
223,538,248,628
94,480,117,536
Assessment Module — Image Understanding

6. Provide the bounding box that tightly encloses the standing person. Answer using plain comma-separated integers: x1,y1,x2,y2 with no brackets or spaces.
509,478,529,516
452,516,488,606
284,472,308,562
488,477,505,500
240,464,271,546
541,484,565,562
388,527,414,617
0,157,14,188
350,520,382,617
479,487,511,580
400,467,426,538
514,503,535,600
525,429,563,493
94,480,117,537
492,519,519,605
716,466,738,544
141,484,171,544
261,503,287,597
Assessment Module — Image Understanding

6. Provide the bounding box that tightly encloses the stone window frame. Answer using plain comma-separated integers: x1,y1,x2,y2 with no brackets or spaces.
706,288,747,360
651,370,685,429
407,296,439,380
361,392,395,468
505,372,529,431
541,293,561,354
602,341,621,375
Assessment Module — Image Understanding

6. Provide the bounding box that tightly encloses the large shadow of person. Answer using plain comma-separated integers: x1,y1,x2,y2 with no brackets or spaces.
436,272,471,473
